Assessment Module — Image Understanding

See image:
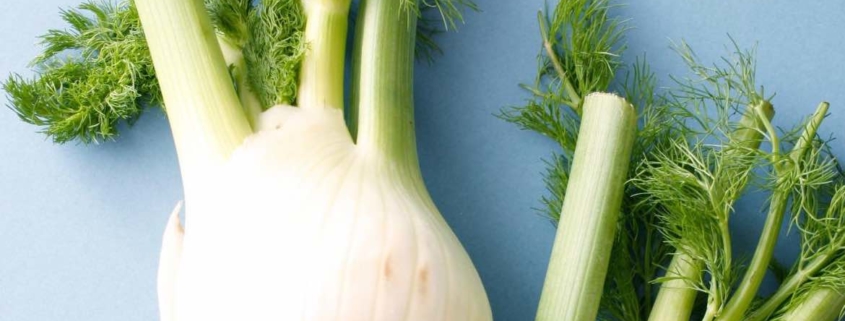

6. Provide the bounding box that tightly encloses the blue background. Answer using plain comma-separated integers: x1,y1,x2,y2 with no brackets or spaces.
2,1,845,320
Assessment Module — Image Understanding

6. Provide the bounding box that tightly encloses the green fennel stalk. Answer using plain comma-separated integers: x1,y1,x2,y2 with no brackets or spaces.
718,101,830,320
503,0,638,319
352,0,419,170
298,0,348,110
135,0,253,202
502,1,676,319
536,92,637,321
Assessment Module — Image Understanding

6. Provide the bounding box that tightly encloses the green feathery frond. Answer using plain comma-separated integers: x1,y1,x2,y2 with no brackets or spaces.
634,134,760,303
600,57,674,321
401,0,477,31
767,183,845,320
539,154,570,222
631,39,773,318
499,0,627,213
206,0,251,48
499,96,580,157
4,1,159,143
598,230,642,321
203,0,307,109
668,39,770,140
414,10,451,63
539,0,626,109
673,38,767,108
499,0,628,188
242,0,307,107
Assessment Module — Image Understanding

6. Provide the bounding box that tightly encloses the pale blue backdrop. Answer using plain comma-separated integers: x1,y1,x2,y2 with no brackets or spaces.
1,1,844,320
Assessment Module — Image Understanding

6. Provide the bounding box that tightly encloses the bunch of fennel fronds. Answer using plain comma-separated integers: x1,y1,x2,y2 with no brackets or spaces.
639,42,845,321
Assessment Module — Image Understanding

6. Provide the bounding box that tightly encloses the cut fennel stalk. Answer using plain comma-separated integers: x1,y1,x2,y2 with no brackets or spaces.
536,93,637,321
133,0,492,320
501,1,647,319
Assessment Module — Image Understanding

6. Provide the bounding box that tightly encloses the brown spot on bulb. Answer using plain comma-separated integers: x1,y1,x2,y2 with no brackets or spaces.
417,267,429,295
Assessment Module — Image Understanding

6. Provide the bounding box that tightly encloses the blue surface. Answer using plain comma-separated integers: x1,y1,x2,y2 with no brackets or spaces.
2,1,845,320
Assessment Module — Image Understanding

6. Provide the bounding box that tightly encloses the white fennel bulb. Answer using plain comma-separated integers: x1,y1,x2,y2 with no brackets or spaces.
159,108,492,321
132,0,491,318
5,0,491,317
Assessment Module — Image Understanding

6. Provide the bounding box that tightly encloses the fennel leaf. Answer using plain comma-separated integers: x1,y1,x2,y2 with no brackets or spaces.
4,1,159,143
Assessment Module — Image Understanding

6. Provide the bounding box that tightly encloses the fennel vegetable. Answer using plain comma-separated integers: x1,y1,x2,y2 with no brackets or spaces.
536,92,636,321
718,102,831,320
4,3,159,143
636,40,845,321
6,0,492,320
506,0,845,317
501,0,671,319
640,42,774,321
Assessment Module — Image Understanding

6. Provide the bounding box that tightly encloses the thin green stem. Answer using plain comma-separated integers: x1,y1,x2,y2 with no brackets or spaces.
718,190,790,321
721,222,732,266
757,106,782,167
135,0,251,200
713,102,774,261
298,0,351,110
706,272,727,321
537,11,581,110
536,93,637,321
790,102,830,162
703,295,719,321
352,0,419,173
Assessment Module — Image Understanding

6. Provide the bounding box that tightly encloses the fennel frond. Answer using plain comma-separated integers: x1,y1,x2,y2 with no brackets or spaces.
4,2,158,143
638,39,774,321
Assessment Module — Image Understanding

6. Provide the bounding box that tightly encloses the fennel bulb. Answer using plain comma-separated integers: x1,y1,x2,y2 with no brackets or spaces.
159,106,491,321
137,0,492,318
5,0,492,319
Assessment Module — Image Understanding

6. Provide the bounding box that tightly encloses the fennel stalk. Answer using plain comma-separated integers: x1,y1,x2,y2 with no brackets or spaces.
502,1,667,319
